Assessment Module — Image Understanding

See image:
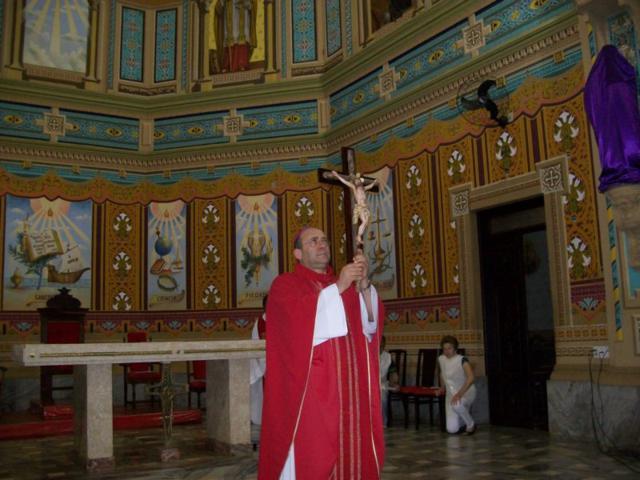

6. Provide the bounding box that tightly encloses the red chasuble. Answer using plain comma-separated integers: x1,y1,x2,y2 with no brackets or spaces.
258,263,385,479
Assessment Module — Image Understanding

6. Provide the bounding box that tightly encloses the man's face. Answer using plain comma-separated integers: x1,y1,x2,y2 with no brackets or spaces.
294,227,331,273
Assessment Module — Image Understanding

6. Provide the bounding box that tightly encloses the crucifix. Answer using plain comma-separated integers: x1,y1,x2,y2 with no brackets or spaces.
147,363,188,461
318,147,379,257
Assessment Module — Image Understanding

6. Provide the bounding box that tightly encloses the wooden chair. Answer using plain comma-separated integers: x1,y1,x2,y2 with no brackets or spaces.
123,332,161,408
386,349,406,427
398,348,445,431
187,360,206,409
38,288,86,404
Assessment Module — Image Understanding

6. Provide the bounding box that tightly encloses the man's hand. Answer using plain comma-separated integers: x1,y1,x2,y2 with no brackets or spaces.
337,261,365,293
353,252,370,291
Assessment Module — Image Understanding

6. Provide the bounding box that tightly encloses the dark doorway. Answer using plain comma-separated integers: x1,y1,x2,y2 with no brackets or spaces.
478,196,556,430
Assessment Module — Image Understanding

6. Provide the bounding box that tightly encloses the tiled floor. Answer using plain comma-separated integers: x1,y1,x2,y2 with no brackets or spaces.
0,424,638,479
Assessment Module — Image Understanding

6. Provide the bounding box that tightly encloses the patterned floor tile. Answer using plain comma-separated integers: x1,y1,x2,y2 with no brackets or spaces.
0,424,638,479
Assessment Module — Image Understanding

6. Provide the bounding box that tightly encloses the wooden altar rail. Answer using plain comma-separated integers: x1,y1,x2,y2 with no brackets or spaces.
13,340,265,471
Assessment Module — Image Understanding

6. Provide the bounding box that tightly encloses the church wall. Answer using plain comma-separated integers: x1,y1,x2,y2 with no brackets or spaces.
0,0,638,443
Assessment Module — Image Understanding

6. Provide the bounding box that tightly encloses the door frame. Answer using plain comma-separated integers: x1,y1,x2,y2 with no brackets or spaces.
449,154,572,342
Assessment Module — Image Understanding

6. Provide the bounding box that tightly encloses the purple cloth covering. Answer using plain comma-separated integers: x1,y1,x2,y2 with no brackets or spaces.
584,45,640,192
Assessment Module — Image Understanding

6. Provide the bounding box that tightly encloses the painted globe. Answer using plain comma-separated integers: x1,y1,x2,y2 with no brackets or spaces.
154,235,173,256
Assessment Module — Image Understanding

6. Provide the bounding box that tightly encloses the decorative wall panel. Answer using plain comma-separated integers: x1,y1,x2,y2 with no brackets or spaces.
437,138,476,294
396,153,435,299
155,9,178,83
330,67,383,126
193,198,230,310
292,0,317,63
390,23,466,96
344,0,352,56
154,111,228,150
541,96,601,282
60,110,139,150
239,101,318,140
0,102,50,141
120,7,145,82
477,0,572,54
102,202,143,314
326,0,341,57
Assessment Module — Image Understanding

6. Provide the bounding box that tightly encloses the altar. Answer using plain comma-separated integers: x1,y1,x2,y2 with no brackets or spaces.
12,339,265,471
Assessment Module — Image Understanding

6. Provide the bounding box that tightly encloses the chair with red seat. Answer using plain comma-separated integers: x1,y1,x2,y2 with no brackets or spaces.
123,332,162,408
186,360,206,409
39,288,87,405
398,348,446,431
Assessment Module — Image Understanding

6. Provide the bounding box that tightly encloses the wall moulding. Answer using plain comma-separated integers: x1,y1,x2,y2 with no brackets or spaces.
450,155,573,333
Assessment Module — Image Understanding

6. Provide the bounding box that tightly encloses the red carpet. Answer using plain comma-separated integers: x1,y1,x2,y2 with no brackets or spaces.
0,407,203,441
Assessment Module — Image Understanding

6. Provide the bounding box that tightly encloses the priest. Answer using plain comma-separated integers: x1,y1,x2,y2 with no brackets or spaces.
258,227,385,479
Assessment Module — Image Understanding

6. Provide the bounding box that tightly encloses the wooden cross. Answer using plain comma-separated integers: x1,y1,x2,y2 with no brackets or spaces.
318,147,379,260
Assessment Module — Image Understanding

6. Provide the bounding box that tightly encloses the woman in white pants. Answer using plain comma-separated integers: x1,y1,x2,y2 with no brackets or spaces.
438,335,476,435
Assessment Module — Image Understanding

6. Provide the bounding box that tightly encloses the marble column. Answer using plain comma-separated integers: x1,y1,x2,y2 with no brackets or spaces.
74,364,114,471
206,358,251,454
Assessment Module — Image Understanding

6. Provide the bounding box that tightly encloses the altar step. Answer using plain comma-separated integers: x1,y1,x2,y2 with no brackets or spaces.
0,406,203,441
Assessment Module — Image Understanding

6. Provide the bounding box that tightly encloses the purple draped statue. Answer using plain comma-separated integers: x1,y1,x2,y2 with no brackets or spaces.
584,45,640,192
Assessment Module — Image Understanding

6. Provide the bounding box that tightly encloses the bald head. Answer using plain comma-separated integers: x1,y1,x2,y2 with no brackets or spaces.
293,227,331,273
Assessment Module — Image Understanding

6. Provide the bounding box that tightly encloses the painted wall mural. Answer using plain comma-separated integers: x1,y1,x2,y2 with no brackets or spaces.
207,0,265,73
23,0,89,72
147,201,187,310
235,194,279,308
3,195,93,310
365,167,397,300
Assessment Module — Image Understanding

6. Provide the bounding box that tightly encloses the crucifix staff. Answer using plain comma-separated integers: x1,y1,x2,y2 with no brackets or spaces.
318,147,379,257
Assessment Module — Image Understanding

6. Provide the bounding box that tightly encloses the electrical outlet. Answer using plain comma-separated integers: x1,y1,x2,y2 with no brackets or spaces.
592,345,609,358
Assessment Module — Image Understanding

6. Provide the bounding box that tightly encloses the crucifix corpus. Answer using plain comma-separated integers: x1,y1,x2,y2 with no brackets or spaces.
318,145,379,259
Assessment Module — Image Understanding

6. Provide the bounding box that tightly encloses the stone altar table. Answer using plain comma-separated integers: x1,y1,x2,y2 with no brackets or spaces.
12,339,265,471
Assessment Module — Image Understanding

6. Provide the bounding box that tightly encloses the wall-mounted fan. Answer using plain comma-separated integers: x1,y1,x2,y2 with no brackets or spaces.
456,78,511,129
